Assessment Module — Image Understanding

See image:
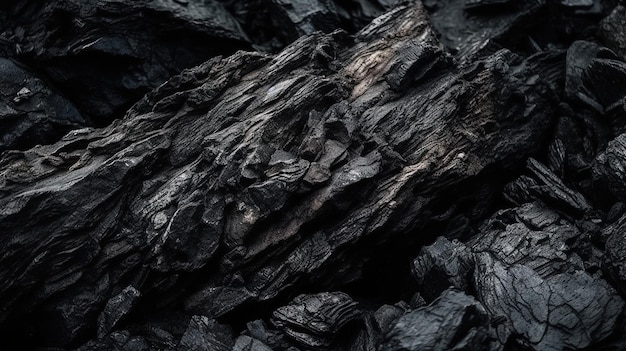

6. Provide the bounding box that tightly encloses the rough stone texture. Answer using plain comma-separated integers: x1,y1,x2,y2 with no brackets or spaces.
0,2,561,347
0,57,85,151
232,335,273,351
582,57,626,112
604,212,626,298
2,0,626,350
412,237,474,301
1,0,251,125
97,286,141,338
424,0,545,57
412,202,624,351
271,292,361,349
599,5,626,60
217,0,401,52
380,289,493,351
177,316,234,351
565,40,616,111
73,331,150,351
504,158,592,216
593,133,626,203
474,254,622,351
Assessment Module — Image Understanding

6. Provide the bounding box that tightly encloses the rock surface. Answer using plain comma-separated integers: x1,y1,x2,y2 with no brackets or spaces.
380,289,493,351
1,0,626,350
0,57,85,151
1,0,251,125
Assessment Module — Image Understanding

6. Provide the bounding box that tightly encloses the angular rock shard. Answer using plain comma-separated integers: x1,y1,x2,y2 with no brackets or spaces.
97,286,141,338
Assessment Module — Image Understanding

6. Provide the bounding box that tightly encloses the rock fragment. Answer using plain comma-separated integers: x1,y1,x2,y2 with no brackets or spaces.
97,286,141,338
381,289,493,351
177,316,234,351
271,292,361,349
0,57,85,151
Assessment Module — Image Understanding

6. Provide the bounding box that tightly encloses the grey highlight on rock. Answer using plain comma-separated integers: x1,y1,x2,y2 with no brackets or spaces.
1,0,626,350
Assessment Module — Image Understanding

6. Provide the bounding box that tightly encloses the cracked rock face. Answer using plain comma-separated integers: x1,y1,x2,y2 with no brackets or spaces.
413,202,624,351
2,0,626,350
381,289,494,351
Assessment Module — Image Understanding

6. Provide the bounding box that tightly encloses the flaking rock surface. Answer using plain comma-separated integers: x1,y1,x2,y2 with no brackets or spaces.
2,0,626,350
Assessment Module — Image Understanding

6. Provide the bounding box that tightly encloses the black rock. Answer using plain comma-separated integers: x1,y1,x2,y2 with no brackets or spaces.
412,202,624,350
603,212,626,296
0,57,85,151
97,286,141,338
0,2,561,346
506,157,592,215
232,335,273,351
271,292,361,349
1,0,626,350
593,133,626,204
73,331,150,351
380,289,493,351
177,316,234,351
218,0,400,51
384,43,452,91
560,0,594,8
583,58,626,112
565,40,615,110
599,5,626,59
425,0,545,57
244,320,298,350
1,0,251,125
412,237,474,301
474,253,622,351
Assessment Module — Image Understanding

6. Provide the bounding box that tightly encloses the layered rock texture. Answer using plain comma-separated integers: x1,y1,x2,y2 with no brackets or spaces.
1,0,626,350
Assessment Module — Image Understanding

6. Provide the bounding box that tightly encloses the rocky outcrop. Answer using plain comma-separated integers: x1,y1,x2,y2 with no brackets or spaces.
1,0,626,350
